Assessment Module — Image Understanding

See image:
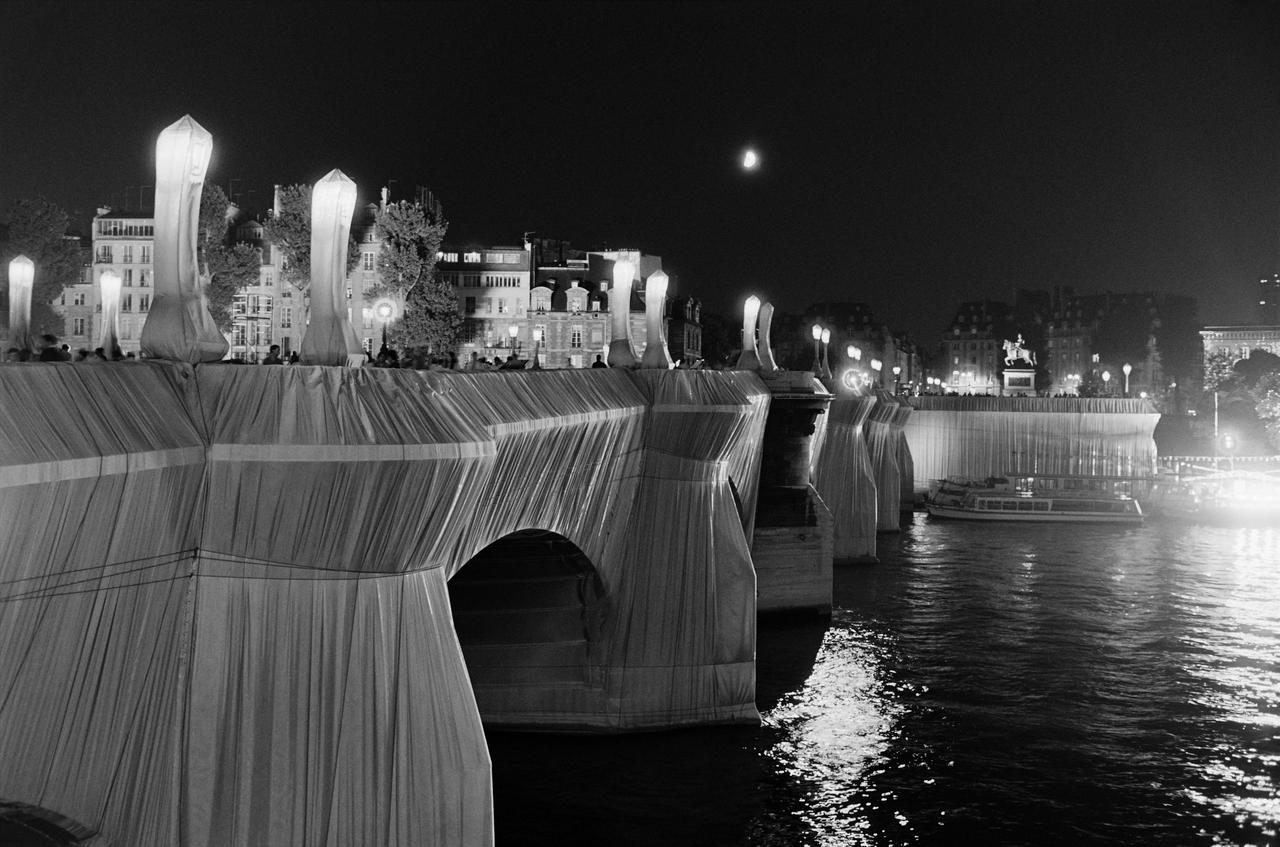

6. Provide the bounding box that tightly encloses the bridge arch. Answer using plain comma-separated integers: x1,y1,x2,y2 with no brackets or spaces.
0,802,94,845
447,529,607,728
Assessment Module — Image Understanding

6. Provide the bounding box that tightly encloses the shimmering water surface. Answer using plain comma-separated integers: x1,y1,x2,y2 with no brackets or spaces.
490,517,1280,846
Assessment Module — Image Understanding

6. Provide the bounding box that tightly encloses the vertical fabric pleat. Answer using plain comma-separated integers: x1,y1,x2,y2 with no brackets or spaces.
811,392,879,560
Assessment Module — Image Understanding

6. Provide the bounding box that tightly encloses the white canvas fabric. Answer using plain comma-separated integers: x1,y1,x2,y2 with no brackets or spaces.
904,396,1160,490
865,390,906,532
0,361,768,845
811,392,878,561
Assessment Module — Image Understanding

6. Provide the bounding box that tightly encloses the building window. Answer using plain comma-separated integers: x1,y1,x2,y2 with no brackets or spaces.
570,326,583,348
122,245,133,263
497,299,508,314
281,306,292,329
139,270,149,286
124,269,133,286
362,308,374,331
263,271,273,288
96,247,112,263
141,246,151,264
464,251,481,263
233,324,246,347
73,292,86,306
363,252,375,271
73,317,85,336
139,294,150,313
465,296,477,314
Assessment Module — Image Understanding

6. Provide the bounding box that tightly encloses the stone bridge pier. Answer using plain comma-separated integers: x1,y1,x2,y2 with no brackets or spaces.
0,362,768,846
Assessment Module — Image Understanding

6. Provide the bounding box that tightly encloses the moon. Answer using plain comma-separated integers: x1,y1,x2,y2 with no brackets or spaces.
742,148,759,170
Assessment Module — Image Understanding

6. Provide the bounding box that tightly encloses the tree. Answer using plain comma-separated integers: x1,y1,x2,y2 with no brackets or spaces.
373,199,447,297
261,183,358,292
1252,371,1280,453
1203,349,1238,392
2,197,84,336
197,184,261,332
392,267,462,356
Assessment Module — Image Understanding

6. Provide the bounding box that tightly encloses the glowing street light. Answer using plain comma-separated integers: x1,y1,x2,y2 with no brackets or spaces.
735,293,761,371
531,326,544,369
641,270,673,369
892,364,902,394
1102,370,1111,395
99,268,123,358
7,255,34,355
1122,362,1132,396
757,302,779,372
607,260,637,367
847,344,862,362
508,322,519,351
810,324,822,374
820,328,832,378
373,296,398,358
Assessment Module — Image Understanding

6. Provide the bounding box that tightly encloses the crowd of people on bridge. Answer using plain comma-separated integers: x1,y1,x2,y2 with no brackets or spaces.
5,335,707,371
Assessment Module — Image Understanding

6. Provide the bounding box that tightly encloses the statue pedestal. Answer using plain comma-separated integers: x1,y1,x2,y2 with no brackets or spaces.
1002,368,1037,396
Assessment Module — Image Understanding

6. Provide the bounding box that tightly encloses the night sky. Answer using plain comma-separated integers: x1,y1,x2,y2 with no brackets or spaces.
3,0,1279,341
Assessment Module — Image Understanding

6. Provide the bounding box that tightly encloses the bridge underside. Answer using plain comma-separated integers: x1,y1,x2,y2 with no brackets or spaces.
0,362,767,845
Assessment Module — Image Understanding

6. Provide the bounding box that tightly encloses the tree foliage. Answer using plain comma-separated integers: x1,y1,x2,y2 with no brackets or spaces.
1251,371,1280,452
261,183,357,292
373,200,447,297
391,267,462,356
2,197,84,336
1203,349,1237,393
197,184,261,332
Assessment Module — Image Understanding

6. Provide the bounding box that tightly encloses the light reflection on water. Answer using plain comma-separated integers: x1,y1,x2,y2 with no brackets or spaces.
760,616,905,845
492,520,1280,846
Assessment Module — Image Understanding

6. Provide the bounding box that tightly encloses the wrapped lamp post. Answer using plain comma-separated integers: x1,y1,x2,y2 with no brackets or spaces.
821,328,832,379
606,260,637,367
7,255,35,356
639,269,673,369
140,115,228,363
299,169,364,366
98,269,123,359
758,302,779,372
734,294,761,370
810,324,822,373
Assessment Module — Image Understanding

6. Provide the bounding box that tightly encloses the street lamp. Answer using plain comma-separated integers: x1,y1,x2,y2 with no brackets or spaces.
508,323,519,352
1122,362,1132,396
870,358,882,387
1102,370,1111,395
892,364,902,394
373,297,397,358
820,328,831,378
7,255,34,355
847,344,861,363
810,324,822,373
99,268,123,359
531,326,543,369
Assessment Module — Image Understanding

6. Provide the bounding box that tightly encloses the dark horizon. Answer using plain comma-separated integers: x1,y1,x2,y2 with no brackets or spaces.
4,0,1279,340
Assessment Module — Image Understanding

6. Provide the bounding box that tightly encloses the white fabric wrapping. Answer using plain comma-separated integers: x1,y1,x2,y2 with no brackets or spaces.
811,392,878,561
904,396,1160,493
865,390,904,532
0,361,770,844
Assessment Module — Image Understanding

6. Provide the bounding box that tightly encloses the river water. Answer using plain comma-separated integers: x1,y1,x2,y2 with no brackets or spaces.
489,516,1280,846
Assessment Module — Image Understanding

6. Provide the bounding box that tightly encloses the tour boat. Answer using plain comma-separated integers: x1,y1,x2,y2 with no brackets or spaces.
925,475,1144,524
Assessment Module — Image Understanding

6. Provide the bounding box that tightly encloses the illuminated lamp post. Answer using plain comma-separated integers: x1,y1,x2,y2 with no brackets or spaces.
1122,362,1132,397
98,269,123,359
820,328,832,379
810,324,822,373
531,326,543,369
641,269,674,369
870,358,882,389
298,169,362,366
1102,370,1111,395
141,114,228,363
7,255,34,356
758,302,779,372
508,322,519,353
606,260,637,367
892,364,902,394
735,294,761,370
373,297,397,358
